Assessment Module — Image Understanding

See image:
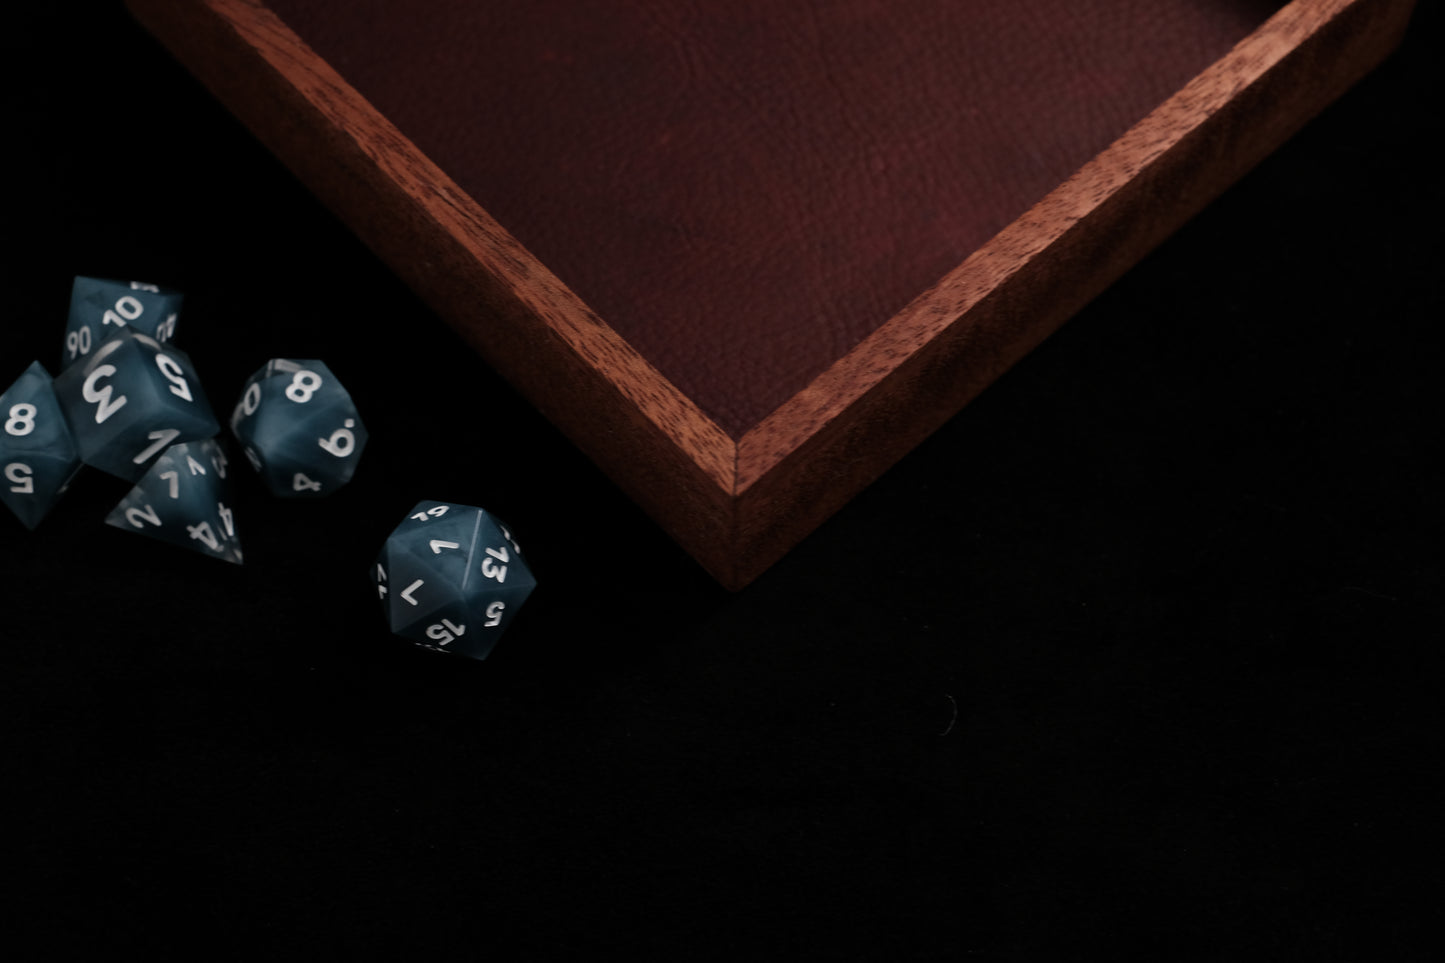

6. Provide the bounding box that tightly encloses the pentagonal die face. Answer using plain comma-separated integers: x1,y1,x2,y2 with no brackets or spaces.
373,501,536,660
104,438,242,564
1,361,82,529
52,329,219,481
62,276,182,371
230,359,367,498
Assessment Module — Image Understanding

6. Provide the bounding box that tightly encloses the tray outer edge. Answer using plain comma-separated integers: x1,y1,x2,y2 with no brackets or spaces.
125,0,748,583
732,0,1417,580
126,0,1416,589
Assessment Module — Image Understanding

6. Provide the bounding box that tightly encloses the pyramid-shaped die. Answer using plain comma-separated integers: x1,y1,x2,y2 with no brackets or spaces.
373,501,535,659
1,361,82,529
105,439,242,564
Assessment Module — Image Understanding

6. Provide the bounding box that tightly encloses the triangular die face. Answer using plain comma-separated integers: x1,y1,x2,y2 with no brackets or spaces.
461,512,535,598
378,540,467,634
104,440,242,563
2,362,76,454
395,598,479,654
55,333,220,481
0,451,83,530
64,277,184,369
1,361,82,529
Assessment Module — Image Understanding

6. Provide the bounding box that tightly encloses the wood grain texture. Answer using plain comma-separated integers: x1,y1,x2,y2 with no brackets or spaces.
126,0,1416,588
731,0,1418,579
252,0,1285,440
125,0,743,580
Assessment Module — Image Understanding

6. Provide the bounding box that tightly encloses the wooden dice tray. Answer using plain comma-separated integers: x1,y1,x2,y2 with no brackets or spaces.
126,0,1417,588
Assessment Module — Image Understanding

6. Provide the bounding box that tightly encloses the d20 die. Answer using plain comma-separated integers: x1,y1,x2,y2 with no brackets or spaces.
52,328,219,481
230,359,367,498
373,501,535,659
1,361,82,529
105,438,242,564
63,276,182,370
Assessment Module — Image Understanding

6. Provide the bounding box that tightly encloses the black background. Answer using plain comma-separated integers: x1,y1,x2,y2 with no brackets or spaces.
4,3,1440,957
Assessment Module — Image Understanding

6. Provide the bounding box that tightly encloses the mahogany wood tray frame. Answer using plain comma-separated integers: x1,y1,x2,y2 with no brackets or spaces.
127,0,1416,588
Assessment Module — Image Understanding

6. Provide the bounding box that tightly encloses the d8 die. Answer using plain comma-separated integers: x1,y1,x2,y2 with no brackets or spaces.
105,438,242,564
63,276,182,370
230,359,367,498
373,501,536,659
52,328,219,481
1,361,82,529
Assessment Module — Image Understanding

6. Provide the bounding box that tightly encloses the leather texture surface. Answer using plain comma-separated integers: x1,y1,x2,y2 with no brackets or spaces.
266,0,1283,438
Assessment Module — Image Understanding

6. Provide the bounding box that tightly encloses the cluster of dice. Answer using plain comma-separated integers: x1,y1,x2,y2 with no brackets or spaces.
2,277,534,660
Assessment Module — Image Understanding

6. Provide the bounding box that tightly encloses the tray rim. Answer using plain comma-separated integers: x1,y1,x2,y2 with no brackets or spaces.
125,0,1417,588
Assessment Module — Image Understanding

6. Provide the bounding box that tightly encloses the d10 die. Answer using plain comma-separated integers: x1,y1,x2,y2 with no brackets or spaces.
1,361,82,529
52,328,219,481
230,359,367,498
373,501,536,659
105,438,242,564
63,276,182,370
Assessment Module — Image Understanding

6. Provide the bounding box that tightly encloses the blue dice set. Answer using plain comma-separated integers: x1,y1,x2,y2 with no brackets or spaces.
5,275,533,659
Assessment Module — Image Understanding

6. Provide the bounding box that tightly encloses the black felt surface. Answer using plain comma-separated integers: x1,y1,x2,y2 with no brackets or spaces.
5,3,1440,958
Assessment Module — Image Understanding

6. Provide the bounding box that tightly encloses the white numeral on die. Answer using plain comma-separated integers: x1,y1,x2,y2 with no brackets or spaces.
241,383,262,417
125,504,161,528
102,295,143,328
317,423,356,458
187,521,220,550
425,620,466,645
82,365,127,423
480,546,508,583
66,327,92,359
133,428,180,465
5,403,37,436
484,601,505,627
154,353,193,401
5,462,34,494
285,370,322,403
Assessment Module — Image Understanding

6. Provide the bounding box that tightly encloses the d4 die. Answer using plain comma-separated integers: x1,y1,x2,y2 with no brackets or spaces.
105,438,242,564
